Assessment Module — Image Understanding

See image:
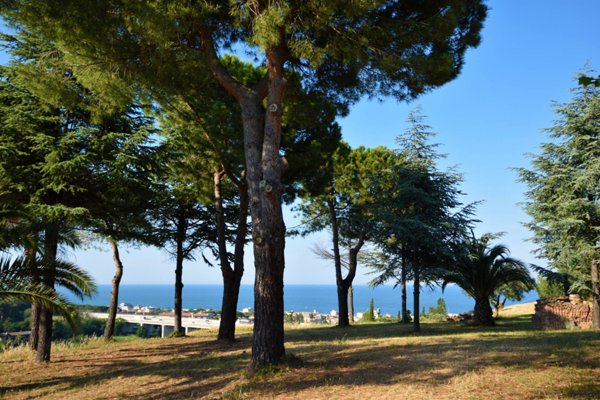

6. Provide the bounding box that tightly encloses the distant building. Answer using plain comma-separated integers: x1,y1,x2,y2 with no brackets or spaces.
118,303,133,312
136,306,157,314
300,312,312,321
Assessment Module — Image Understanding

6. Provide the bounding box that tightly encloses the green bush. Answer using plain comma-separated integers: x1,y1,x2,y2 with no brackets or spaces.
0,300,30,333
135,325,147,338
536,277,565,298
424,298,447,321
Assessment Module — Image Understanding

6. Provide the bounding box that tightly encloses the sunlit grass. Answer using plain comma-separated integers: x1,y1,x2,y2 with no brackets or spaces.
0,312,598,400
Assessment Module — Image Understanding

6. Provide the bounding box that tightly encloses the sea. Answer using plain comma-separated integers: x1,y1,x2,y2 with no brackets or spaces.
60,284,539,316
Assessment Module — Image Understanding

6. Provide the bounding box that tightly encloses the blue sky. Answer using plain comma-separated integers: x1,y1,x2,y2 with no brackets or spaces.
3,0,600,285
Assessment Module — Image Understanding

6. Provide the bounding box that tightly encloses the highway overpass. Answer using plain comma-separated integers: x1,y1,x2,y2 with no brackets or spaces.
84,312,251,338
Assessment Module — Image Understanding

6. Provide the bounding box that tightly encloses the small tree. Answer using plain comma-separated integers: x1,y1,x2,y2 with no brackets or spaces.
427,298,448,320
491,281,530,317
298,144,398,327
363,298,376,322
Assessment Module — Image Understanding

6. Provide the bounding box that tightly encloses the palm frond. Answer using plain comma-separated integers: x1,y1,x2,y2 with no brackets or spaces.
0,256,91,333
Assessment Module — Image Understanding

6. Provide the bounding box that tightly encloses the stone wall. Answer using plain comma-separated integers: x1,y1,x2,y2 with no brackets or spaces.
532,296,593,330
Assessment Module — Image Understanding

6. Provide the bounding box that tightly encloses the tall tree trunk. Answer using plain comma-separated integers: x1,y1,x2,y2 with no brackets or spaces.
216,171,248,342
413,270,420,333
474,296,495,326
348,285,354,323
200,28,289,369
328,199,347,326
173,206,186,336
337,283,350,326
36,224,58,363
241,62,286,369
103,238,124,339
341,234,365,325
30,303,40,350
25,245,40,350
401,254,409,323
219,271,243,341
591,258,600,328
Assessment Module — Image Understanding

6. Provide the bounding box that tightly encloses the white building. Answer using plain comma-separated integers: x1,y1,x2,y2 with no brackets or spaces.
118,303,133,312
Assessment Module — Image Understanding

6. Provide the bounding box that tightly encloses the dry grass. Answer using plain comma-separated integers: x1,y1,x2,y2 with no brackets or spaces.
500,302,535,316
1,313,598,400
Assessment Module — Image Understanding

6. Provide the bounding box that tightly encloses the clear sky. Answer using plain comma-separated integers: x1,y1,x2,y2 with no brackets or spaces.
3,1,600,285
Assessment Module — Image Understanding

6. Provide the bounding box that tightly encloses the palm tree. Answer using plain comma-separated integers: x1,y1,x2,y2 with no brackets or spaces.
442,234,534,326
0,256,84,331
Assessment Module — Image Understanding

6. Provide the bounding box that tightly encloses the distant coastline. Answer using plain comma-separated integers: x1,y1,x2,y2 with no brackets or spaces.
60,284,539,316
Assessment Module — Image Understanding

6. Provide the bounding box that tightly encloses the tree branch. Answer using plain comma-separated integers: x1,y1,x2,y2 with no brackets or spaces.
197,25,248,101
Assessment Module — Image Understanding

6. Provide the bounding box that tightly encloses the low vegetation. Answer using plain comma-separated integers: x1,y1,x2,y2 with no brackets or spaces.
1,310,598,400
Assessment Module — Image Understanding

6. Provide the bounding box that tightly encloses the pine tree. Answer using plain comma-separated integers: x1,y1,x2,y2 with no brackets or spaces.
297,144,398,327
3,1,487,367
83,113,161,340
363,298,375,322
0,63,93,361
518,80,600,327
0,33,152,357
370,109,475,333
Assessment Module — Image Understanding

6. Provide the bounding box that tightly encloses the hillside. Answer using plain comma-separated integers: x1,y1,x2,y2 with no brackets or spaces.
0,313,598,399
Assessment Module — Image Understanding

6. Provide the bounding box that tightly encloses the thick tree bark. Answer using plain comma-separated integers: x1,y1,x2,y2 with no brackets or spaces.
591,259,600,328
474,296,495,326
36,224,58,362
401,254,409,323
200,27,287,369
240,87,286,369
173,207,186,336
216,171,248,342
103,238,124,339
413,270,421,333
244,46,290,370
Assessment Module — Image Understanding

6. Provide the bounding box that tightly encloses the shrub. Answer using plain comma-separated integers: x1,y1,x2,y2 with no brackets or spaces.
362,298,375,322
424,298,448,321
536,277,565,298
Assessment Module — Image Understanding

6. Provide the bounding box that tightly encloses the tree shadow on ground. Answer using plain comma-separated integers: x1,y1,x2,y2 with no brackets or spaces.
284,315,533,344
1,318,598,400
0,337,251,399
228,322,600,399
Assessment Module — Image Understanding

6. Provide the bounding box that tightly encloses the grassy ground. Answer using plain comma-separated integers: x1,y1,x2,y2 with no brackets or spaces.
0,310,598,400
